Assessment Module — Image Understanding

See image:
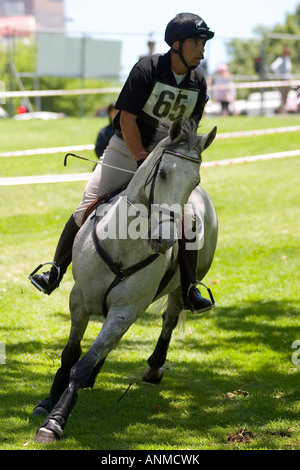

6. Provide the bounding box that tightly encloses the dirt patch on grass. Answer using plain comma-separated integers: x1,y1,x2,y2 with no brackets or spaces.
227,428,255,443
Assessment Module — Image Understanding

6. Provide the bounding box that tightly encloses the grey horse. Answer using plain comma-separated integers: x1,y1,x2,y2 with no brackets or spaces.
33,119,218,443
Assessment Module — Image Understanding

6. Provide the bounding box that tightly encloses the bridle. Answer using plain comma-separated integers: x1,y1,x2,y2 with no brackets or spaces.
130,148,202,238
91,147,202,315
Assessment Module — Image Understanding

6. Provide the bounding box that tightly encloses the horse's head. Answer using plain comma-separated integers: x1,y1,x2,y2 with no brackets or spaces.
141,119,217,255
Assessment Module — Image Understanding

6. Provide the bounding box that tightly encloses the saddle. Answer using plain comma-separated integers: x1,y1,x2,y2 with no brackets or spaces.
82,186,127,225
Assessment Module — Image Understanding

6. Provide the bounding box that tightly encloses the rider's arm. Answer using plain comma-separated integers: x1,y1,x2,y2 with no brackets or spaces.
120,110,148,161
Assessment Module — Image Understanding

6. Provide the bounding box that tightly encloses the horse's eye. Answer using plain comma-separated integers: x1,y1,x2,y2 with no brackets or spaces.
159,169,167,180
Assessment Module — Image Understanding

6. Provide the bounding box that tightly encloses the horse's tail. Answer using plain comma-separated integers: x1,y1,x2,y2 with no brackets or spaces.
177,310,187,332
149,295,187,332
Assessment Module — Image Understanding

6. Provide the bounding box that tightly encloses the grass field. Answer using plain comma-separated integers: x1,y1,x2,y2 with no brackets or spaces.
0,114,300,450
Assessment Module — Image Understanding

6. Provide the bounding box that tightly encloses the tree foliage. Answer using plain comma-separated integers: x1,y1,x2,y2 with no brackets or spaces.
226,4,300,76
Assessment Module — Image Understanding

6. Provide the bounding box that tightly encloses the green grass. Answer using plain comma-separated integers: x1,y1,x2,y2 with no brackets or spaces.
0,115,300,450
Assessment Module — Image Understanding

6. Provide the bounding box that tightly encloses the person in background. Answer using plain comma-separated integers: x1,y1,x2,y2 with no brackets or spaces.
270,47,292,113
213,63,236,115
17,105,27,114
95,103,118,159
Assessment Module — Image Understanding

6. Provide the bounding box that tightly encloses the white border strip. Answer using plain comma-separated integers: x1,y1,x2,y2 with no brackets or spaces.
1,149,299,186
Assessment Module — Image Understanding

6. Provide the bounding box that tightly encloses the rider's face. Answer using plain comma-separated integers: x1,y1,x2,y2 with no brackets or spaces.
174,38,206,68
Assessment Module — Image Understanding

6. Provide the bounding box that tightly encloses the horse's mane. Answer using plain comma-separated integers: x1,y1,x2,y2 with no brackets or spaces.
148,119,203,154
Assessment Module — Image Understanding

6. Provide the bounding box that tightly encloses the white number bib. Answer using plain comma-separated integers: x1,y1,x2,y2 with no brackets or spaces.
142,82,198,122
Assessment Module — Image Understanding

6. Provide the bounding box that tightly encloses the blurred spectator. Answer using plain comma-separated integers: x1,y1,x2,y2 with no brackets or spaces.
139,38,156,59
95,103,118,159
254,56,264,77
147,40,155,55
199,57,208,76
213,63,236,115
17,105,27,114
270,47,292,113
296,86,300,112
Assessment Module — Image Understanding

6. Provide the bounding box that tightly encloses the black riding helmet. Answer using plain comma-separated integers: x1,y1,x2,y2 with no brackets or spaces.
165,13,214,69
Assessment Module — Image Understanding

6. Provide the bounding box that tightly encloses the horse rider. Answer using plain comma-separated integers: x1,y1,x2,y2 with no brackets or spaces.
29,12,215,313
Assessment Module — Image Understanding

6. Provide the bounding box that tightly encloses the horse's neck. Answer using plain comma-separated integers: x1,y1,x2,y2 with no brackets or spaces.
124,149,162,205
124,182,145,205
124,167,148,206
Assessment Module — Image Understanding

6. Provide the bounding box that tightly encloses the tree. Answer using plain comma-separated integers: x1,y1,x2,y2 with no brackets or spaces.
225,4,300,77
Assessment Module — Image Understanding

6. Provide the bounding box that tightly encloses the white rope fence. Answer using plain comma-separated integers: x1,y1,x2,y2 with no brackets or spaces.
201,149,300,167
0,87,122,99
1,149,299,186
215,125,300,140
0,80,299,100
0,125,299,158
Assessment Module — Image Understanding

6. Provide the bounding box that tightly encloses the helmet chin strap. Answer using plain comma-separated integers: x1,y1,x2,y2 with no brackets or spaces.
172,41,203,71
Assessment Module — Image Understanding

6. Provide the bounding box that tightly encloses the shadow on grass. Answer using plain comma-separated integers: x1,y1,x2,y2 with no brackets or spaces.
1,298,300,449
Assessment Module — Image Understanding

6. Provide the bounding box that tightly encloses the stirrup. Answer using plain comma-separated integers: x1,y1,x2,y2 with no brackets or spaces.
193,280,215,306
184,280,215,314
28,262,60,294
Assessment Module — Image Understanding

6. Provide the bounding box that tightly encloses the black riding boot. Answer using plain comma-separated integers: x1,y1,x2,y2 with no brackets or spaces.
178,240,214,313
29,215,80,295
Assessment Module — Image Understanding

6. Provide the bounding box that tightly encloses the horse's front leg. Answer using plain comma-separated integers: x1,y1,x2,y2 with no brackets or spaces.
143,287,183,383
34,305,140,443
32,288,89,416
32,341,83,416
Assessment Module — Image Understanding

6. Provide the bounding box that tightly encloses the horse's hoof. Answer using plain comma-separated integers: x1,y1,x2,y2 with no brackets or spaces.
34,418,64,444
32,398,56,416
32,406,49,416
34,427,59,444
142,365,164,384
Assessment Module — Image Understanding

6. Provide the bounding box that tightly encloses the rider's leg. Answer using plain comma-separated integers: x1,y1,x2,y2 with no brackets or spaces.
29,136,136,295
29,215,80,295
178,240,213,313
73,135,136,227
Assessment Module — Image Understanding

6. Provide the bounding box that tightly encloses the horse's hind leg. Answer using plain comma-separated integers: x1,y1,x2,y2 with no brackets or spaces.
143,288,182,383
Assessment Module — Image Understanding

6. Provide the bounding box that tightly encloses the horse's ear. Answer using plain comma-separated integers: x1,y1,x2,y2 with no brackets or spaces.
169,118,183,142
203,126,217,151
